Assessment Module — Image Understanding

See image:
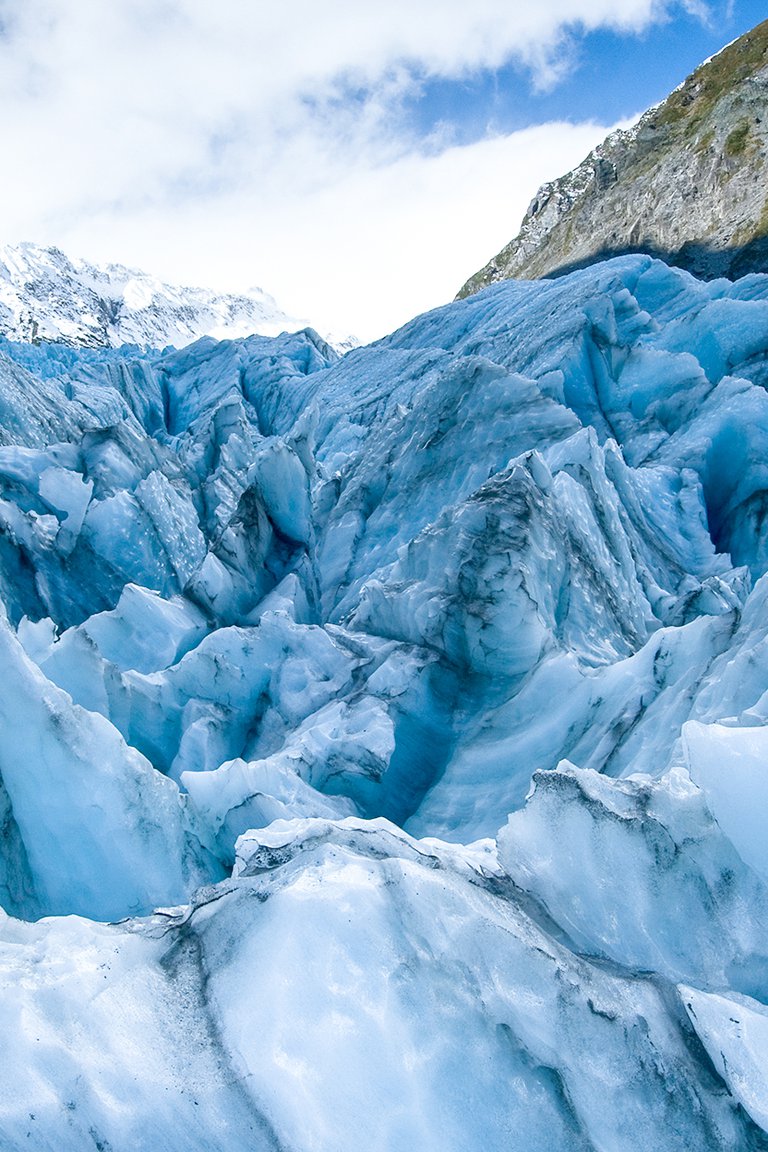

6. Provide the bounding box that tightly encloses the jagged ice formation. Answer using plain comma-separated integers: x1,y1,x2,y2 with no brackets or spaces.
2,256,768,1148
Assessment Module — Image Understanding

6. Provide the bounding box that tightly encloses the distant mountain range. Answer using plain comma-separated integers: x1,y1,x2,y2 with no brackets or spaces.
0,242,354,351
459,19,768,296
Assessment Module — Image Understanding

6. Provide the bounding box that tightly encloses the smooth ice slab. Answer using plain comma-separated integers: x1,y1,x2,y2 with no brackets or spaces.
684,720,768,884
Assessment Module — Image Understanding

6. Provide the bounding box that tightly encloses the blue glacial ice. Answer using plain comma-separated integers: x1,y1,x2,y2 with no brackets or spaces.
2,256,768,1147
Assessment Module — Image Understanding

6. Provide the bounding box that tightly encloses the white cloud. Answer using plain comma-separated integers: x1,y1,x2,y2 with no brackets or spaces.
51,118,630,341
0,0,711,337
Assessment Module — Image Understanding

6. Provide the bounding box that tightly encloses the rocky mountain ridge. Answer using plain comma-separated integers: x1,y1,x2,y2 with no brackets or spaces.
459,19,768,296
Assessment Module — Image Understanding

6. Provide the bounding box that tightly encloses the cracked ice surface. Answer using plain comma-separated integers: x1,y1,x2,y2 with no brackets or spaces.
3,257,768,1147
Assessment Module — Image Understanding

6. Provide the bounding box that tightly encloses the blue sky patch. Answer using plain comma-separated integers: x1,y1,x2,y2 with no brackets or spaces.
403,0,768,146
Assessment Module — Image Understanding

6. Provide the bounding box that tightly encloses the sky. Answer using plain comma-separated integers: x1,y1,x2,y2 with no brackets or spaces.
0,0,765,341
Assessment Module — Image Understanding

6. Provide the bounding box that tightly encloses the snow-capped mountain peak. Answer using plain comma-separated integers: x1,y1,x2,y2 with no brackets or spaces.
0,241,320,350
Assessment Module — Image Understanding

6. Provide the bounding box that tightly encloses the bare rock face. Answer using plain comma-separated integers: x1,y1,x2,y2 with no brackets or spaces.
458,20,768,297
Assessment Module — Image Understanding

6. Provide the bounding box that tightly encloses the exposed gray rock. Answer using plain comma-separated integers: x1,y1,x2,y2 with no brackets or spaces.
459,20,768,296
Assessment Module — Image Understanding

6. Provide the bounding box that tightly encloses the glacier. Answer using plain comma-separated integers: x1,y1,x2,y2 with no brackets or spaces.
3,254,768,1148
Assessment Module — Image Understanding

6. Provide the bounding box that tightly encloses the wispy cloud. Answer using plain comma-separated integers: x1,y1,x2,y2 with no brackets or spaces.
0,0,718,336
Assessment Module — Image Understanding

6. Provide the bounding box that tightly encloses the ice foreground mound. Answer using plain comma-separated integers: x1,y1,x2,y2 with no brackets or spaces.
4,256,768,1146
0,818,763,1151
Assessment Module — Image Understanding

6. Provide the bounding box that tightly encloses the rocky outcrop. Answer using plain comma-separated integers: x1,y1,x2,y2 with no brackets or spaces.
458,20,768,296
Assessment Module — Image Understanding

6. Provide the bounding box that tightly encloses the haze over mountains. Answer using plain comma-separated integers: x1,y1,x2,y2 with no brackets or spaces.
3,21,768,1152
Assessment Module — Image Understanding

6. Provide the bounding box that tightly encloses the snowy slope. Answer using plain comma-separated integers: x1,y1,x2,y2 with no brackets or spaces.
0,242,314,349
3,256,768,1147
